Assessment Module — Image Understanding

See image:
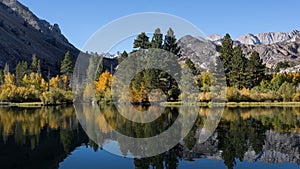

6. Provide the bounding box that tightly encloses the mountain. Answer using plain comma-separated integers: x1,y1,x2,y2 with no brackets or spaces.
181,30,300,70
178,35,219,70
205,34,224,45
0,0,79,75
206,30,300,45
236,30,300,45
240,39,300,68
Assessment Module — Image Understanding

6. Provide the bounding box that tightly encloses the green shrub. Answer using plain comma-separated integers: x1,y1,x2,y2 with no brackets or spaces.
40,88,67,105
226,87,239,102
292,93,300,102
277,82,296,102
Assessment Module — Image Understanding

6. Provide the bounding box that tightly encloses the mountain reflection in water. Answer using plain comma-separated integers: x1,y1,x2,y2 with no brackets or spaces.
0,105,299,169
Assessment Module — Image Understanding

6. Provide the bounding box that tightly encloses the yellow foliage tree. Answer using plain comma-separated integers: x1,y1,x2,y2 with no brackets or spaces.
50,75,61,89
83,83,93,102
130,83,143,103
4,73,15,85
292,73,300,86
0,73,17,101
62,75,70,91
95,71,113,101
239,87,251,101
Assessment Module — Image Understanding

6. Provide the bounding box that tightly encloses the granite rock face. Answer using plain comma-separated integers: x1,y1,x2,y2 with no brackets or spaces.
0,0,79,75
236,30,300,45
180,31,300,71
178,35,219,71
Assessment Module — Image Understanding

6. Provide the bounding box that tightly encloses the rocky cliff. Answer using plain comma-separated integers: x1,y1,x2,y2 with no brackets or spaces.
0,0,79,75
180,30,300,70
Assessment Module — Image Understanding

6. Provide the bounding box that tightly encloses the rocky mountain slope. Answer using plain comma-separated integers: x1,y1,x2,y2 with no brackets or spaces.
0,0,79,75
178,35,219,71
236,30,300,45
179,30,300,70
240,39,300,68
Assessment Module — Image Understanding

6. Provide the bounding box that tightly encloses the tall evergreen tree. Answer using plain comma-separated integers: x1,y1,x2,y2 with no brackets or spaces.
94,53,103,80
141,28,163,94
37,59,41,74
0,69,4,85
60,51,74,77
151,28,163,49
30,55,39,73
219,33,234,85
15,61,28,86
274,61,290,73
210,56,227,101
229,45,246,88
133,32,150,50
185,58,198,75
118,50,128,64
160,28,181,100
163,28,180,56
3,62,9,75
245,51,266,88
87,53,102,82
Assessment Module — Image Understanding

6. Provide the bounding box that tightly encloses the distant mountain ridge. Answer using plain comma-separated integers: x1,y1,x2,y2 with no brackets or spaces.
236,30,300,45
179,30,300,71
0,0,79,75
206,30,300,45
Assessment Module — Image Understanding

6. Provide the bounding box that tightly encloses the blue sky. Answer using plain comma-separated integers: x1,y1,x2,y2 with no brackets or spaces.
18,0,300,51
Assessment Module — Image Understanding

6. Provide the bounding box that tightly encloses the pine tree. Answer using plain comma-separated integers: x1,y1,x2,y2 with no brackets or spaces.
60,51,74,77
219,33,234,85
30,54,39,73
118,50,128,64
37,59,41,74
245,51,266,88
86,54,98,82
15,61,28,86
0,69,4,85
229,45,246,88
274,61,290,73
185,58,198,75
151,28,163,49
163,28,180,56
210,56,227,102
94,53,103,80
141,28,163,95
3,63,9,75
133,32,150,49
159,28,181,100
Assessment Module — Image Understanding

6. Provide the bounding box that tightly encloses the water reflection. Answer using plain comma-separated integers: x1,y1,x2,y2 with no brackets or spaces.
0,106,299,169
0,106,91,169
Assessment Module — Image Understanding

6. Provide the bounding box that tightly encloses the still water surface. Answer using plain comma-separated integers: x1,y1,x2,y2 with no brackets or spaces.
0,105,299,169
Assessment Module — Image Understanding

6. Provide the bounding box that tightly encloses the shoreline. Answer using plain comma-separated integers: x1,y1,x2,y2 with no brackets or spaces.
161,101,300,107
1,101,300,108
0,102,71,108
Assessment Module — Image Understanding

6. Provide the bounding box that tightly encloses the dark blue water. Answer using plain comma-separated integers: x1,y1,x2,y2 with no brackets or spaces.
59,146,300,169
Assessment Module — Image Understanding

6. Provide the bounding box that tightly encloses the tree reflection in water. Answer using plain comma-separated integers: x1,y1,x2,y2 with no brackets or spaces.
0,105,299,169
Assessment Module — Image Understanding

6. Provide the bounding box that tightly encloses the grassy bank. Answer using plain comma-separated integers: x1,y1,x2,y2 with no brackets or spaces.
9,102,44,108
7,102,71,108
226,102,300,107
161,101,300,107
3,101,300,108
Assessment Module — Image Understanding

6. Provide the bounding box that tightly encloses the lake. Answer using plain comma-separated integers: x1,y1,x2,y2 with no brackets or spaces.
0,105,300,169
